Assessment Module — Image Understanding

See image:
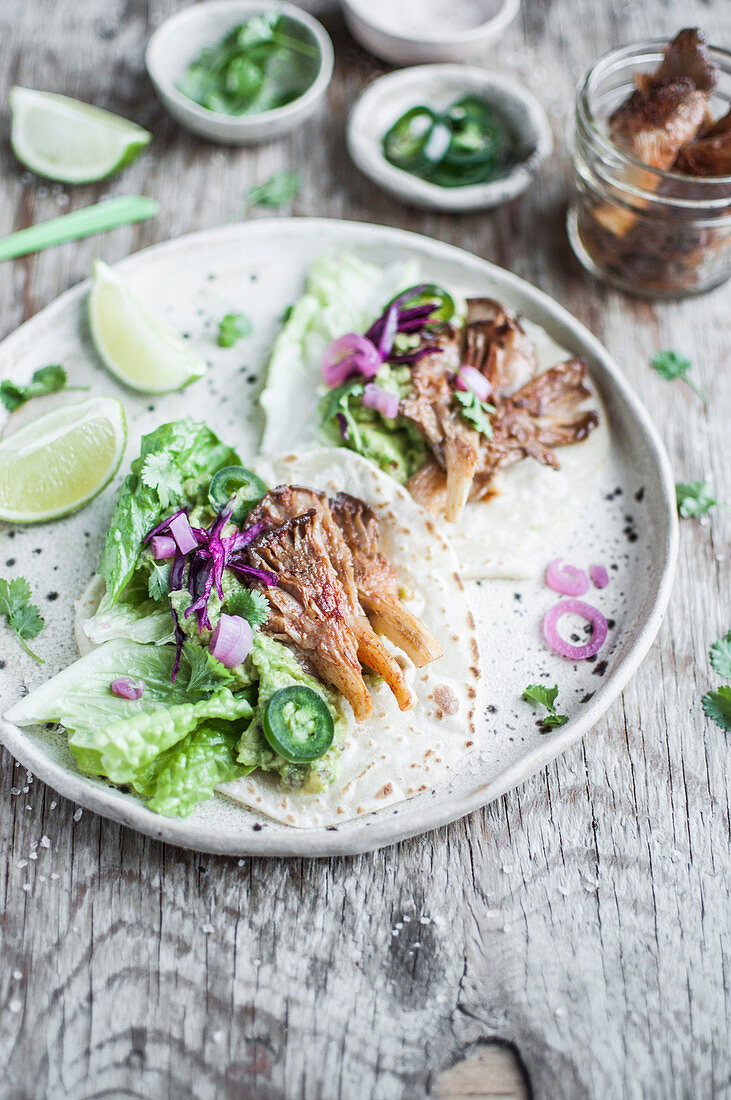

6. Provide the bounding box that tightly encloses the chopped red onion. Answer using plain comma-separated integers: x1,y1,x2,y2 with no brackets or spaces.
362,383,400,420
169,512,198,555
377,304,399,361
209,614,253,668
456,365,491,403
590,564,609,589
144,508,186,543
545,557,590,597
110,677,145,700
151,535,177,560
322,334,381,387
542,599,608,660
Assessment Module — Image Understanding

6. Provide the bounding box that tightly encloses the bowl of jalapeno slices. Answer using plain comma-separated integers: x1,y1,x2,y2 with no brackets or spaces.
347,65,553,212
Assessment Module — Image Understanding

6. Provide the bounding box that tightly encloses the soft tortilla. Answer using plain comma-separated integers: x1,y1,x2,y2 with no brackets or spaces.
215,448,481,828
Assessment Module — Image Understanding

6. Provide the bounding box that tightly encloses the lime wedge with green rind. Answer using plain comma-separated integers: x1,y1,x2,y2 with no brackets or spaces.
0,397,126,523
89,260,207,394
10,87,151,184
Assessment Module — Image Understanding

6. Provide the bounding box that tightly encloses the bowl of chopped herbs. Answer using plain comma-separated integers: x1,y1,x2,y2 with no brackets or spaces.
146,1,334,144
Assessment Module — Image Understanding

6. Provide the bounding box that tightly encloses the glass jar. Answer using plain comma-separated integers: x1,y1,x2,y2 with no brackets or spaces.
567,40,731,298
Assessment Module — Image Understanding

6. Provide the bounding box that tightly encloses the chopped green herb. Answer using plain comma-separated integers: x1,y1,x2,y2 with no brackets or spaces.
650,350,706,404
702,685,731,732
182,641,236,697
217,312,253,348
710,629,731,680
147,560,173,603
453,389,495,438
140,452,186,510
227,588,269,628
247,171,301,209
522,683,569,730
0,576,44,661
675,481,718,519
319,379,365,449
0,364,77,412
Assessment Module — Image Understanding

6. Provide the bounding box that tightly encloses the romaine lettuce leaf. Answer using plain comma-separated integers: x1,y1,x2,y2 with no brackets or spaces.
98,419,240,613
259,252,418,454
80,570,176,648
134,723,252,817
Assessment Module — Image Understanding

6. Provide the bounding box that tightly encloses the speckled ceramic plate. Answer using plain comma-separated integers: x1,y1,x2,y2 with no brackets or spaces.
0,219,677,857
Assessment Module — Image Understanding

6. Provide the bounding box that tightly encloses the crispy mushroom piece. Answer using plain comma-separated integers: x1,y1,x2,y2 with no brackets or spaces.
461,298,538,398
329,492,443,668
247,487,415,712
673,108,731,177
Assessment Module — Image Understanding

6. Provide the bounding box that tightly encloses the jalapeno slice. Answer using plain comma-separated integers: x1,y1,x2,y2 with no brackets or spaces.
383,106,451,175
444,99,509,169
262,685,335,763
209,465,267,524
383,283,455,323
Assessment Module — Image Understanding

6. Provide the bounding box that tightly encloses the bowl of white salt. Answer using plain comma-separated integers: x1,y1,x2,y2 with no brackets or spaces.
341,0,520,65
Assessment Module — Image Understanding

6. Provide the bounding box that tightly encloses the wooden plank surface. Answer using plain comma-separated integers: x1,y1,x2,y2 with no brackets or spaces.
1,1,729,1098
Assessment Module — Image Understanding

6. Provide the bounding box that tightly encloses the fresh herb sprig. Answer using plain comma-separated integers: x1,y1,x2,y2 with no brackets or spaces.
319,379,365,447
0,577,44,661
217,312,252,348
675,481,721,519
227,588,269,628
650,350,707,405
703,628,731,732
522,683,569,730
454,389,495,438
246,171,301,209
0,364,80,412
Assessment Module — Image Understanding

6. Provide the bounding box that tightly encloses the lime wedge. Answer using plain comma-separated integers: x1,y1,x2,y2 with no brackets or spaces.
89,260,208,394
0,397,126,523
10,87,151,184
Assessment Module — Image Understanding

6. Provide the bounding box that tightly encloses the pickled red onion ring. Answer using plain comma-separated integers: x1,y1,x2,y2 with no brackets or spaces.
542,599,608,660
590,564,609,589
362,382,399,419
456,365,491,402
545,557,590,597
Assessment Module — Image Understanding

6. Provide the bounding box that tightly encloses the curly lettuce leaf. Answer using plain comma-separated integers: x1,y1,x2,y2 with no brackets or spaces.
134,723,252,816
98,419,240,613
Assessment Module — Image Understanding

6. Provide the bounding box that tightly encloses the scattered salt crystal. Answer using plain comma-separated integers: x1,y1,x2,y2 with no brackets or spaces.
17,860,27,868
402,915,411,922
391,930,398,936
38,875,46,882
394,922,403,930
238,859,245,867
8,999,22,1013
201,923,214,935
419,916,431,925
51,873,59,881
26,805,32,811
29,840,37,850
12,971,22,981
73,809,83,822
28,852,37,861
10,788,20,796
212,1030,225,1043
22,883,31,892
40,836,50,849
413,942,420,948
50,802,57,810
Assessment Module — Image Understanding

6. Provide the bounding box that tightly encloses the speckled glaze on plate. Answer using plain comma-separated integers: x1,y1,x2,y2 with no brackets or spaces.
0,219,677,857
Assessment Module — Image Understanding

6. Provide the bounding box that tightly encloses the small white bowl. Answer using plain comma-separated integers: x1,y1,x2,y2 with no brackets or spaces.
347,65,553,213
146,0,334,145
341,0,520,66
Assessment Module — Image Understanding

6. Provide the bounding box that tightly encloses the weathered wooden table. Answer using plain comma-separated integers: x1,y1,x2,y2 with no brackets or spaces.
1,2,729,1097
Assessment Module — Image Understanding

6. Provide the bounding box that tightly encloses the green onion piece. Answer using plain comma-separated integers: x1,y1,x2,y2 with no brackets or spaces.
0,196,159,263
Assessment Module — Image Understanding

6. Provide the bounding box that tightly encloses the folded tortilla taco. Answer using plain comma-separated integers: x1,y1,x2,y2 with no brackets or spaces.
259,253,609,579
5,422,479,828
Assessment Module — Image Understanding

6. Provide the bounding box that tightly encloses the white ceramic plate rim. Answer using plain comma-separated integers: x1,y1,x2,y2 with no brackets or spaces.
342,0,520,46
145,0,335,131
0,218,678,858
347,66,554,211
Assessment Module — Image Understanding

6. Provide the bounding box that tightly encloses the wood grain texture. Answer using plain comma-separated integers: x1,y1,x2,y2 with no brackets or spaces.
1,2,729,1099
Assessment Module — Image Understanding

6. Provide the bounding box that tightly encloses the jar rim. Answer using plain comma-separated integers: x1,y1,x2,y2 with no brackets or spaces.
576,38,731,191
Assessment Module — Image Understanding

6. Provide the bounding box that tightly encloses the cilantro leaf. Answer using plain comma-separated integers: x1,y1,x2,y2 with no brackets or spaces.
246,171,300,209
217,312,253,348
0,576,44,661
710,630,731,680
141,452,186,509
702,686,731,732
521,682,568,731
226,588,269,628
319,379,365,450
453,390,495,438
650,350,706,404
0,364,70,412
147,561,173,602
182,641,236,697
676,481,718,519
522,684,559,710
